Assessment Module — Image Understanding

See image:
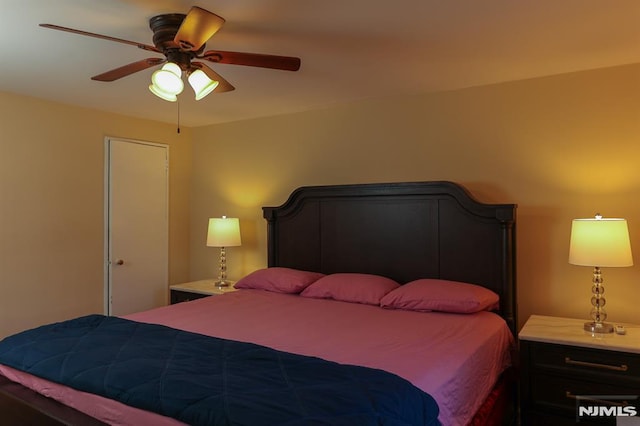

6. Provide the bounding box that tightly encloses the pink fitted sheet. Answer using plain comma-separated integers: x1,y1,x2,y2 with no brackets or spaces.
1,289,513,426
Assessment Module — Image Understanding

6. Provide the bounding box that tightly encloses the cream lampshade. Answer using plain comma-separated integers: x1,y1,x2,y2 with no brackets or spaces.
569,214,633,333
207,216,241,288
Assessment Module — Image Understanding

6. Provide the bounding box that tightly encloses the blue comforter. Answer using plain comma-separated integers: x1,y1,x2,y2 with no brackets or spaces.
0,315,440,425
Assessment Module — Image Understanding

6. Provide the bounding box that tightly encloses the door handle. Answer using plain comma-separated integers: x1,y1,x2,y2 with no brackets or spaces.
115,259,125,265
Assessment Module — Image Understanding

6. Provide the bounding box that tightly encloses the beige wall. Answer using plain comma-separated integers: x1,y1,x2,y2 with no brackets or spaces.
0,92,192,338
191,63,640,330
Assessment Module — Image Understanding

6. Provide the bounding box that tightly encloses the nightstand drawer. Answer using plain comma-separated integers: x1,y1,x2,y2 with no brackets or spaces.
531,342,640,383
530,371,640,412
170,290,211,304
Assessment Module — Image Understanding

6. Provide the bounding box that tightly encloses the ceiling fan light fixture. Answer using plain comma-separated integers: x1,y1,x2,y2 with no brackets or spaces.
188,69,219,100
148,83,178,102
151,62,184,96
41,6,301,102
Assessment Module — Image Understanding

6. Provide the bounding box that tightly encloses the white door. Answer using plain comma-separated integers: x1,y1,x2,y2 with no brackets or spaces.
105,138,169,316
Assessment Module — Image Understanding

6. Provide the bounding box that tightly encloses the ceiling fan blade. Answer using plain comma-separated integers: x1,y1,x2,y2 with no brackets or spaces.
174,7,225,52
91,58,166,82
191,63,235,92
200,50,301,71
39,24,160,53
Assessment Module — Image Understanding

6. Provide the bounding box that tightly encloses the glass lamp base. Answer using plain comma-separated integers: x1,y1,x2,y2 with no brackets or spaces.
215,280,231,288
584,321,614,334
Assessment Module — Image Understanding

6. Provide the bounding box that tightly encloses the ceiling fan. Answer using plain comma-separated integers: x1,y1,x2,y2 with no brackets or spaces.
40,6,301,102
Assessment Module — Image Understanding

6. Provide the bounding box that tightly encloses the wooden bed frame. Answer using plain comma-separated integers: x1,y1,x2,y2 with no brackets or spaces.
0,180,517,425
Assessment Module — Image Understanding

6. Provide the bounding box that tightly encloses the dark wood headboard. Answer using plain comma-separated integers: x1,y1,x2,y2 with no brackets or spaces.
263,181,517,334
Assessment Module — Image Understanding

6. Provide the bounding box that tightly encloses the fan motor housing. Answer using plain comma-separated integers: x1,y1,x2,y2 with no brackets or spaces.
149,13,187,51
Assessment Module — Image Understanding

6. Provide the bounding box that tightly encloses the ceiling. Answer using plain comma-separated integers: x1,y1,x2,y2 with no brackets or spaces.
2,1,639,127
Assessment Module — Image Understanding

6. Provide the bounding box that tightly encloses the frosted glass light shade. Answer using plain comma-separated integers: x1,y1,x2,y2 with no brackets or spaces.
150,62,184,97
148,84,178,102
569,217,633,267
206,217,241,247
188,69,219,100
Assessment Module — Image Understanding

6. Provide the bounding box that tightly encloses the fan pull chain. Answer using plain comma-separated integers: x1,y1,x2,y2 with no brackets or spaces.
176,100,181,134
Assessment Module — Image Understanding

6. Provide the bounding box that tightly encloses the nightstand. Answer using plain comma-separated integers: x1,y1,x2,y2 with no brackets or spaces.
519,315,640,425
169,279,237,304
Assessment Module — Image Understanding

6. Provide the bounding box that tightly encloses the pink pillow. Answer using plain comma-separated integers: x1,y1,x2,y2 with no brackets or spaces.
380,278,499,314
300,273,400,305
235,267,325,294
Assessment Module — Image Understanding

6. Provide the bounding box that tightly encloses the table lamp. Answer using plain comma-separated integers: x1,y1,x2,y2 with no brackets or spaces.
207,216,241,288
568,214,633,333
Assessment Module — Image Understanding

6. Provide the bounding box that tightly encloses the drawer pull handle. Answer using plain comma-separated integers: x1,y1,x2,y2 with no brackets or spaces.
566,392,628,406
564,356,628,372
564,357,629,371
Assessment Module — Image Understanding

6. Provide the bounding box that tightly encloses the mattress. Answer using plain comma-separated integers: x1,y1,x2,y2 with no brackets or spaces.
0,289,513,425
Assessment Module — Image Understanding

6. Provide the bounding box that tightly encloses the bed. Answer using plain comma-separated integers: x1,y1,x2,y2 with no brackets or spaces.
0,181,517,425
